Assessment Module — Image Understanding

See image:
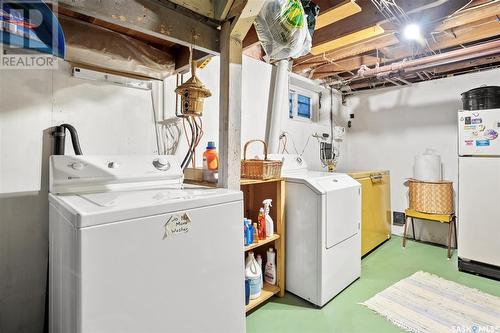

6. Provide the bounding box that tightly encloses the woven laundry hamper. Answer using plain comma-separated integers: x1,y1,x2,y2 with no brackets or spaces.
408,179,454,214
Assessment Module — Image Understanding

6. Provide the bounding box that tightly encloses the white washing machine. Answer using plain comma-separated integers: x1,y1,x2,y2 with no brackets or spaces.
269,154,361,307
49,155,245,333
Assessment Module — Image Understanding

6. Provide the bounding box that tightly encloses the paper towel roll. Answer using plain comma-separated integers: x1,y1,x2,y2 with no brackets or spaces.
413,149,442,181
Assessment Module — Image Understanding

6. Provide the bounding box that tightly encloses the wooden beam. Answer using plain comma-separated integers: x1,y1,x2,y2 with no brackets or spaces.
315,0,361,30
311,55,384,79
312,0,433,47
434,2,500,32
58,0,220,54
219,0,265,190
294,33,398,72
311,25,384,55
174,47,212,73
429,18,500,51
167,0,215,18
215,0,235,20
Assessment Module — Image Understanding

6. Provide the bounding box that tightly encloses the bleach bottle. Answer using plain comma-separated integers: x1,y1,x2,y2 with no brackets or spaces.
264,248,277,285
245,252,262,299
263,199,274,237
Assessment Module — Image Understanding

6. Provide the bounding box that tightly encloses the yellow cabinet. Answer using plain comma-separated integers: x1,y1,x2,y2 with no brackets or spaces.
348,171,392,256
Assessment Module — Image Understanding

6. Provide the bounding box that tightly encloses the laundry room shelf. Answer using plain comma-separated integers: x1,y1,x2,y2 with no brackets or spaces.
245,234,280,252
242,178,285,312
246,283,280,313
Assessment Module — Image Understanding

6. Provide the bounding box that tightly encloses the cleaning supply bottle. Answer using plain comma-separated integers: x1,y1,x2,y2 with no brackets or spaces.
244,220,249,246
256,254,263,289
252,223,259,244
245,252,262,299
263,199,274,237
245,219,253,245
264,248,277,285
257,208,266,240
202,141,218,182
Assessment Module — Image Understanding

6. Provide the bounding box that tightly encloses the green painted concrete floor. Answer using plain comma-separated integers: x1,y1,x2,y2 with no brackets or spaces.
246,236,500,333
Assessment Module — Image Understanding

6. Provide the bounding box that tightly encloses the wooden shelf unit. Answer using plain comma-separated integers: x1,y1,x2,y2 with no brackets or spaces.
242,178,285,313
245,234,280,252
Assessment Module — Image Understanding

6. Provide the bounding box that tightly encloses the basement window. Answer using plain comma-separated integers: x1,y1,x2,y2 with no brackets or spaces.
289,89,313,120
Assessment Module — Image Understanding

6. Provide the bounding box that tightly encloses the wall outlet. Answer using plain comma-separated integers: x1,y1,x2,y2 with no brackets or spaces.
393,211,406,226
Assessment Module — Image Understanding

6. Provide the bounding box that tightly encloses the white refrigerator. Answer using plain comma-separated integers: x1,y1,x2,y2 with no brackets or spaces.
458,109,500,279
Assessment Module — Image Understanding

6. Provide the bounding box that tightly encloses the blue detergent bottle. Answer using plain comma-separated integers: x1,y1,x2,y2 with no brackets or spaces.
246,219,254,244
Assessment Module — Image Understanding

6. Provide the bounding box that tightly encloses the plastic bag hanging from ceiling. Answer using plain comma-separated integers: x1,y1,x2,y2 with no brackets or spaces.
254,0,312,61
59,16,174,79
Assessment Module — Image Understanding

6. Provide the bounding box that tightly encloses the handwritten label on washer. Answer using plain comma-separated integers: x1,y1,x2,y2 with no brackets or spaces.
163,213,192,239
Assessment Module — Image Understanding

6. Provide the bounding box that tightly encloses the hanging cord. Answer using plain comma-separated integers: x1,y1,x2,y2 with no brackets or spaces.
281,131,312,157
159,118,181,155
278,134,289,154
150,90,162,154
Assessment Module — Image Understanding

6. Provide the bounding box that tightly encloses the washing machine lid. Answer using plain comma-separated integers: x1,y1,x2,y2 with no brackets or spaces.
49,186,242,227
284,171,360,194
49,155,184,194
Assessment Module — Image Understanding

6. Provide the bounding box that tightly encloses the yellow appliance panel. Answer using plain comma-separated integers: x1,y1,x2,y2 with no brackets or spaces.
349,171,391,256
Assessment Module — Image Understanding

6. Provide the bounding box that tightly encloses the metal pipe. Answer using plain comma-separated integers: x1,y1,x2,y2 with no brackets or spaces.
358,40,500,78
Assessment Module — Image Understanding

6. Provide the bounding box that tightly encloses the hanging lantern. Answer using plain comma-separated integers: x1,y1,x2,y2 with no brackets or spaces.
175,60,211,116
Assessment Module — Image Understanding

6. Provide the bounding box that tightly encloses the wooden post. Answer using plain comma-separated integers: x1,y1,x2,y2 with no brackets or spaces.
218,0,266,190
219,20,243,190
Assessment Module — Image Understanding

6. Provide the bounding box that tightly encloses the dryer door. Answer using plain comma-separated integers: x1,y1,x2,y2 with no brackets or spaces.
320,177,361,249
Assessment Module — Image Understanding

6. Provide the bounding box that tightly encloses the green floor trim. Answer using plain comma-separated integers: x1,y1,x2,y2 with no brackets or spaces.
246,237,500,333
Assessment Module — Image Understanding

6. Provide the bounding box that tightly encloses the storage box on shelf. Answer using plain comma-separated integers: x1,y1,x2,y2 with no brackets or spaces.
242,178,285,313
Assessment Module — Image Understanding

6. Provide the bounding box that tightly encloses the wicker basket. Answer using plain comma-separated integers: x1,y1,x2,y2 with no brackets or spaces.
241,140,282,180
408,179,454,214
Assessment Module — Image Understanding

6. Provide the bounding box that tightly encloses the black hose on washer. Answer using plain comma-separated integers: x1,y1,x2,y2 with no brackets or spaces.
53,124,83,155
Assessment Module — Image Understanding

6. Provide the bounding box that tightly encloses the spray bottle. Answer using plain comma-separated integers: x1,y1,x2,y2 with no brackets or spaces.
263,199,274,237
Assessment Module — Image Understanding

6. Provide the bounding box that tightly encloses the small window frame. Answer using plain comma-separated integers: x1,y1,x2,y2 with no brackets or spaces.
288,87,314,122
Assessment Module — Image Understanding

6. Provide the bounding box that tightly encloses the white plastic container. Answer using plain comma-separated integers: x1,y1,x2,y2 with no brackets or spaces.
245,252,262,299
264,248,276,285
256,254,263,289
413,149,442,181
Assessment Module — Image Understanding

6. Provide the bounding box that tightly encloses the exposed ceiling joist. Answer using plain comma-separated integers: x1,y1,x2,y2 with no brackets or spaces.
382,17,500,60
215,0,235,20
434,1,500,32
311,55,385,79
429,17,500,51
57,0,220,54
312,0,433,47
315,0,361,30
311,25,385,55
294,33,399,71
166,0,215,19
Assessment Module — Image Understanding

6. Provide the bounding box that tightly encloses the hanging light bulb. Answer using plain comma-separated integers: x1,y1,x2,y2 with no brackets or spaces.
403,23,421,40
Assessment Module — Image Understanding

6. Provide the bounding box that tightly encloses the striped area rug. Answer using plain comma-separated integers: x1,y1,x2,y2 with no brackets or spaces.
362,271,500,333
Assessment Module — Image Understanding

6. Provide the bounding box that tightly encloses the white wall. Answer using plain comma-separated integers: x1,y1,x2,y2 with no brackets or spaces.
338,68,500,244
166,56,334,171
0,60,161,333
